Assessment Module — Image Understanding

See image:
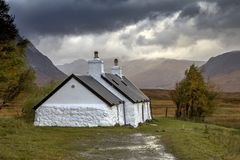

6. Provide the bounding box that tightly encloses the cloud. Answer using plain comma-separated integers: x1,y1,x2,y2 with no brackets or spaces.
180,0,240,30
7,0,240,64
35,9,240,65
8,0,190,37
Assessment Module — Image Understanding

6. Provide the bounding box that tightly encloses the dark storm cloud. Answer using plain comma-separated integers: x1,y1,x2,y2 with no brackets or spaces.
179,3,200,18
8,0,190,37
131,0,240,48
180,0,240,30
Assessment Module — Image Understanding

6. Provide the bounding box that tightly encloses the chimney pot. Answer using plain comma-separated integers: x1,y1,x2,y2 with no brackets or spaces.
114,58,118,66
111,58,122,78
94,51,99,58
88,51,104,77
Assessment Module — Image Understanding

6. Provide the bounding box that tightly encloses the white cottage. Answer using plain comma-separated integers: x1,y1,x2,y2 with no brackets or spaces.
34,52,152,127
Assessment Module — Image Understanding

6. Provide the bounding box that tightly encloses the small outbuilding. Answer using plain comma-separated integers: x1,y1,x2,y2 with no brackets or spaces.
34,52,152,127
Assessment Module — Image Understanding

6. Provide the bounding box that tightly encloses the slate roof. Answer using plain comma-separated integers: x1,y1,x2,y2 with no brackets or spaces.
76,75,123,106
101,73,150,103
33,74,123,109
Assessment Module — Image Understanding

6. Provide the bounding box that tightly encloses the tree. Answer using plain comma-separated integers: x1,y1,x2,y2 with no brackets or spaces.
0,0,35,106
171,64,218,120
0,0,18,42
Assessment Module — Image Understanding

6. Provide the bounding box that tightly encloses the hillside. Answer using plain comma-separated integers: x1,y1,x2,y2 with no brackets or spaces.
25,42,67,85
201,51,240,92
58,58,204,89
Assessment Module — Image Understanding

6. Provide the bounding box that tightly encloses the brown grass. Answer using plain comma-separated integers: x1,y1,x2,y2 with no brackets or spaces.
0,93,26,118
142,89,240,129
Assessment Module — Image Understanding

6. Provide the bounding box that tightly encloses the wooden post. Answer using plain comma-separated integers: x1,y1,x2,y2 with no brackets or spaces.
165,107,168,118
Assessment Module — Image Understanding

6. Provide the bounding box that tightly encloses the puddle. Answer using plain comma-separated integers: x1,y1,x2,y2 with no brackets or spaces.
79,133,176,160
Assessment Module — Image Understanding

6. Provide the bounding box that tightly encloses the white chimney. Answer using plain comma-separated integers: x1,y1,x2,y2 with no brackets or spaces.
111,58,122,78
88,51,104,77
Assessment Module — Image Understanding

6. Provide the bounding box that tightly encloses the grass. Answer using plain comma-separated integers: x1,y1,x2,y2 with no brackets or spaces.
0,81,60,122
142,89,240,129
0,87,240,159
147,118,240,160
0,117,239,160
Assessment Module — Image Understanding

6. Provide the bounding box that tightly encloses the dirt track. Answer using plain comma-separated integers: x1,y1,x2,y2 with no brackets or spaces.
76,133,175,160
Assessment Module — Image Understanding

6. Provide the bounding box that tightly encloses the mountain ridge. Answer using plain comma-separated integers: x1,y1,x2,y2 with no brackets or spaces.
201,51,240,92
25,42,67,85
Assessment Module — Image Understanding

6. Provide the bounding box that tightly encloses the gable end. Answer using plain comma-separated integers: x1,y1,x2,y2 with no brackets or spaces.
33,74,122,110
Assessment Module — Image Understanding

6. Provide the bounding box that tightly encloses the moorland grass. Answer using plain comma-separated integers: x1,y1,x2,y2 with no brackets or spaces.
0,117,239,160
140,118,240,160
142,89,240,129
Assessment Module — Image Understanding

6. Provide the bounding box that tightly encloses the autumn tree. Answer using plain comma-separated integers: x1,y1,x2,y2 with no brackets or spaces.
171,64,217,120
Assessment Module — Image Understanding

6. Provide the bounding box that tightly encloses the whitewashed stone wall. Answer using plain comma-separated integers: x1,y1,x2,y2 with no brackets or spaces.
117,104,125,125
34,104,118,127
143,102,148,121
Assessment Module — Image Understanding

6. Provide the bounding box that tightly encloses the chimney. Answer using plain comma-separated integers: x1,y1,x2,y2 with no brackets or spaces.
88,51,104,77
111,58,122,78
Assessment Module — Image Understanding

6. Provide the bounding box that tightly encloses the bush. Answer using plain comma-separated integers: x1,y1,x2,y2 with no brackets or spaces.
21,81,60,123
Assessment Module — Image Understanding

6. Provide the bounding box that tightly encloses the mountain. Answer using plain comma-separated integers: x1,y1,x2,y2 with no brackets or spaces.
201,51,240,92
126,59,204,89
57,58,204,89
25,42,67,85
58,51,240,91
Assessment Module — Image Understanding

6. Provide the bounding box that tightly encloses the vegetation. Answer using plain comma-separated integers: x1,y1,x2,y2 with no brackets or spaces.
170,65,218,120
0,0,18,42
142,89,240,129
22,81,60,122
150,118,240,160
0,117,239,160
0,0,34,106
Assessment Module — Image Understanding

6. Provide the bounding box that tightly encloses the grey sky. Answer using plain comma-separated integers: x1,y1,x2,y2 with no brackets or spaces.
8,0,240,65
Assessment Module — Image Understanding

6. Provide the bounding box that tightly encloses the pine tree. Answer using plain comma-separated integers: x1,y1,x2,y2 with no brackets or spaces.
0,0,18,42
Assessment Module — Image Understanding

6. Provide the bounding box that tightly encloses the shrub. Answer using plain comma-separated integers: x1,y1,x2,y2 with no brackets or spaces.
21,81,60,123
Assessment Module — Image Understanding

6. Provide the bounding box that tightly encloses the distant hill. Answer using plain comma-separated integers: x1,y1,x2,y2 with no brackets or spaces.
201,51,240,92
25,42,67,85
24,44,240,91
127,59,204,89
57,58,204,89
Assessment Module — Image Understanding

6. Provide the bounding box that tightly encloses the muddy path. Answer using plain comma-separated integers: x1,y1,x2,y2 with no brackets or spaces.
73,133,175,160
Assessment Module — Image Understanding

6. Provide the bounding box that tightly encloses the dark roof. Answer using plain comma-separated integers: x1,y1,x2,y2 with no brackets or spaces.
101,73,150,103
122,76,150,101
76,75,122,106
33,74,122,109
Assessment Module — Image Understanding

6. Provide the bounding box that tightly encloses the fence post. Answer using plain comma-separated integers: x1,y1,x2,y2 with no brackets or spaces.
165,107,168,118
